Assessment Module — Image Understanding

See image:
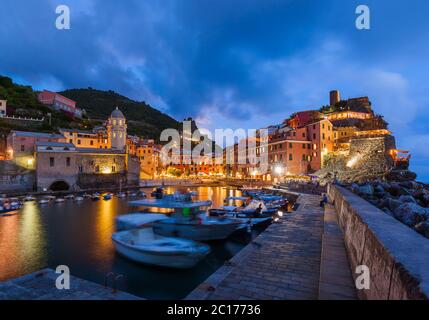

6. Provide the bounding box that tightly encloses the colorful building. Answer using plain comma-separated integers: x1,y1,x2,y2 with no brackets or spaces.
6,130,66,168
0,100,6,117
38,90,83,118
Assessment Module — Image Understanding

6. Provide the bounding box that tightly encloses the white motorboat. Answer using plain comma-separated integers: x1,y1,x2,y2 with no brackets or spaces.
153,217,241,241
75,196,84,202
130,193,241,241
55,198,65,203
112,228,210,268
117,192,127,198
91,193,100,201
46,195,56,201
116,213,168,231
23,196,36,202
64,194,75,200
38,199,50,204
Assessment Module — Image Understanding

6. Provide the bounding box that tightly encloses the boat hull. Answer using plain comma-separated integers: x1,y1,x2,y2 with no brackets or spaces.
153,218,240,241
112,230,210,268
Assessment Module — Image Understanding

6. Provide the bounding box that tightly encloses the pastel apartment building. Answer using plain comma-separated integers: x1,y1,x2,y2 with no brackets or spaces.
38,90,83,118
6,131,66,168
0,99,7,117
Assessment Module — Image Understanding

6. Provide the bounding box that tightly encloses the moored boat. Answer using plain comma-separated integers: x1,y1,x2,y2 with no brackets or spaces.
153,217,241,241
91,193,100,201
23,196,36,202
55,198,65,203
130,192,240,241
75,196,84,202
0,199,21,214
112,228,211,268
116,213,168,231
103,193,112,201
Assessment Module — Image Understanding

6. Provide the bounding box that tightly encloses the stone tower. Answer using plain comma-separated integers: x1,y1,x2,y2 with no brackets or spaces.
330,90,340,106
107,107,127,150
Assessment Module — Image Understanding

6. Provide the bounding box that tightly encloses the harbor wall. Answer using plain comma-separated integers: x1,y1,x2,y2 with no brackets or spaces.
327,184,429,300
0,160,34,192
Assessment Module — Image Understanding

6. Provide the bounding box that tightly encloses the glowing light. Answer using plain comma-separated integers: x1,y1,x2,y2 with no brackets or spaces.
346,156,360,168
274,165,284,175
277,211,284,217
102,168,112,174
27,158,34,166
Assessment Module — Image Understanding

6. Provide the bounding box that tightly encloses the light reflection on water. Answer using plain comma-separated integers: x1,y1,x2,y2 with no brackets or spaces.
0,186,256,299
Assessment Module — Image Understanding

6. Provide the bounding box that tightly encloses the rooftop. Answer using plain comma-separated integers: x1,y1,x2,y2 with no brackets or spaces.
35,141,75,148
11,130,64,139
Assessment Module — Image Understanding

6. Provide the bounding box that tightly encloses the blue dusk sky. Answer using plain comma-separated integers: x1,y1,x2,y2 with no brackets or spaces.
1,0,428,181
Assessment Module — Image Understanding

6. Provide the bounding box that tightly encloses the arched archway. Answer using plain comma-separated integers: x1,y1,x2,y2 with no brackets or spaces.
49,180,70,191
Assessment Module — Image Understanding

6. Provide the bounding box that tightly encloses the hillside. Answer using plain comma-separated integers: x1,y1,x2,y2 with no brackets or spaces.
60,88,180,139
0,75,78,133
0,76,49,116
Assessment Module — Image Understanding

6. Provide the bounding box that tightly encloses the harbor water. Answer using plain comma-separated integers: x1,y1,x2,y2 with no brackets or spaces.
0,186,263,299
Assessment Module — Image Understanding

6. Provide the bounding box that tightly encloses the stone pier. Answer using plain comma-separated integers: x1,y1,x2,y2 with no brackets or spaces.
0,269,142,300
187,194,356,300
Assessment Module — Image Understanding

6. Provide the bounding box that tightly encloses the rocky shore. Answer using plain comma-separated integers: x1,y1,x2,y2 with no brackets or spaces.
347,180,429,239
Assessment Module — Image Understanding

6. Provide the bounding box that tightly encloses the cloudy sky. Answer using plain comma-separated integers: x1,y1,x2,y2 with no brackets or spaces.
1,0,429,181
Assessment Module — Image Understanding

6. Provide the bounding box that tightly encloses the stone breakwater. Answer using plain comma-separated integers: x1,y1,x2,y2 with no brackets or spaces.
346,180,429,239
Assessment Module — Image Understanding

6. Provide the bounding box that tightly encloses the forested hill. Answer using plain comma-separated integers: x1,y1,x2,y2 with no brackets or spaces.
60,88,180,138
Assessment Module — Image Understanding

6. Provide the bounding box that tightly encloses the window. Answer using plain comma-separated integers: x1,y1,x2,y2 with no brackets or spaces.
302,133,306,138
302,155,306,161
50,157,55,167
112,166,116,173
307,144,311,149
90,140,94,146
77,139,81,145
289,154,293,161
21,145,25,152
95,165,100,173
322,133,325,140
289,142,292,148
69,139,73,143
79,166,83,173
313,133,316,139
322,124,325,129
302,144,305,149
66,157,71,167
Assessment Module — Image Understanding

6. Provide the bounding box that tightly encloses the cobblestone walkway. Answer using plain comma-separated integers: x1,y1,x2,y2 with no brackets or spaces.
187,194,325,300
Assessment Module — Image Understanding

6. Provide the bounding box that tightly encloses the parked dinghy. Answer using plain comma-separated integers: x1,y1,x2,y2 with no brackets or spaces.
112,228,210,269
